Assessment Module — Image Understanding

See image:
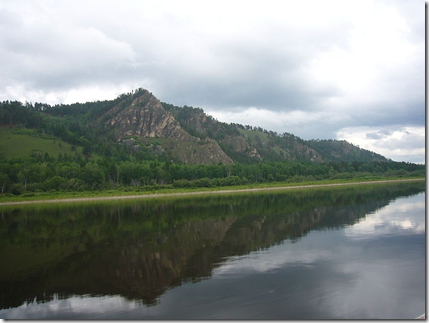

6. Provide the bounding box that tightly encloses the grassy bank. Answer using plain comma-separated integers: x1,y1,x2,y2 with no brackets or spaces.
0,176,424,205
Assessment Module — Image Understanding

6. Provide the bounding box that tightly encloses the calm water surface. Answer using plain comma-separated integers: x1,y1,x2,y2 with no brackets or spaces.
0,181,425,319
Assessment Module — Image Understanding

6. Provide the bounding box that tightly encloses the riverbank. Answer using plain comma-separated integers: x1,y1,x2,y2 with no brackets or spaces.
0,177,424,206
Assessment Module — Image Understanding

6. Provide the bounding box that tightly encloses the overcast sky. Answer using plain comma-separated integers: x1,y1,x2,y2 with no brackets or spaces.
0,0,425,163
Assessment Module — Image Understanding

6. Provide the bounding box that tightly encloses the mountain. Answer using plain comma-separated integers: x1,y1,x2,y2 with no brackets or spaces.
0,88,389,164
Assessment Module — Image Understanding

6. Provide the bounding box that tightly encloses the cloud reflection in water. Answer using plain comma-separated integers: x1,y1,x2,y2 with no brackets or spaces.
0,294,144,319
344,194,425,239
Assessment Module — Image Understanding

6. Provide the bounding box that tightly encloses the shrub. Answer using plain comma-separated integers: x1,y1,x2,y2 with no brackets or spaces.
10,184,24,195
43,176,67,191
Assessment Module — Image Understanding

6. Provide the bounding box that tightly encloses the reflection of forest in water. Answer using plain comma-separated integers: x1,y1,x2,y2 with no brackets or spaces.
0,181,425,309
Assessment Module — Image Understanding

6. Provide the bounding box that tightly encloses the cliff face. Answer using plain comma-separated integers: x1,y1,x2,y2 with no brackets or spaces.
106,91,187,140
102,90,233,164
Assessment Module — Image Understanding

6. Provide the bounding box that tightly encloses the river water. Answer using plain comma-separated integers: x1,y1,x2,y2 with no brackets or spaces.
0,181,425,319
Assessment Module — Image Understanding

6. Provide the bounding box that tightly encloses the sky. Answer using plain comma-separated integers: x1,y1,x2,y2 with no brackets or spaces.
0,0,425,163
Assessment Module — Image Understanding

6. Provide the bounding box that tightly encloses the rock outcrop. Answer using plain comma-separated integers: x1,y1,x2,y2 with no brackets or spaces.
102,90,234,164
106,90,187,140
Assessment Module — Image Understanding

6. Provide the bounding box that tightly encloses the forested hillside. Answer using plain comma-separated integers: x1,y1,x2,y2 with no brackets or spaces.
0,88,424,196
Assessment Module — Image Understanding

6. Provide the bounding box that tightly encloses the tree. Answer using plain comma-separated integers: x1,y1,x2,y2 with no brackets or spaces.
0,173,9,193
84,162,105,188
43,176,67,191
83,143,92,157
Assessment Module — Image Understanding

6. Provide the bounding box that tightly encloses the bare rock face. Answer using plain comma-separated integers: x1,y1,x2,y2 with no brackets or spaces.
102,90,233,164
106,91,188,140
184,138,234,164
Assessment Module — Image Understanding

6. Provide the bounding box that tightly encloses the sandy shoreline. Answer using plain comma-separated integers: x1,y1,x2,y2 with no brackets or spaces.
0,178,423,206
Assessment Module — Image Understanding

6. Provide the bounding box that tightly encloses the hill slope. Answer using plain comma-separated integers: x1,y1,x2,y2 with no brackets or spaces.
0,88,389,164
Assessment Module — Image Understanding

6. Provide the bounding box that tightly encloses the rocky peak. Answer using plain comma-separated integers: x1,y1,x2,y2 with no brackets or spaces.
105,90,188,140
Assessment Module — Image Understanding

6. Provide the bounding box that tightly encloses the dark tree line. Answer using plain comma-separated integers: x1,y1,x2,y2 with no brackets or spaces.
0,151,424,196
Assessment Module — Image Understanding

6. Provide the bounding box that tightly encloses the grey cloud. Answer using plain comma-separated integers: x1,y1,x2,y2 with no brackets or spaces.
343,99,425,130
152,19,351,111
0,2,141,93
152,50,339,111
377,132,424,151
365,128,395,140
366,132,383,140
0,0,424,163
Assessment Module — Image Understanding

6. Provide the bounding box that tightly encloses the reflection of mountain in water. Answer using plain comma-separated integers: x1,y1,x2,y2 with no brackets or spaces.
0,181,424,309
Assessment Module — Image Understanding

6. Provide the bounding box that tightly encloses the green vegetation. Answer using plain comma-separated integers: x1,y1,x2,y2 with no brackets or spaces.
0,153,424,203
0,89,392,164
0,127,84,159
0,90,425,203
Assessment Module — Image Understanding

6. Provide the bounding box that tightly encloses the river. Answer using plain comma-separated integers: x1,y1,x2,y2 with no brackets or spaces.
0,181,425,319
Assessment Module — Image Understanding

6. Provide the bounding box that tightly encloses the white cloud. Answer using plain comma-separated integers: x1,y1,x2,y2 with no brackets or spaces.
336,126,425,163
